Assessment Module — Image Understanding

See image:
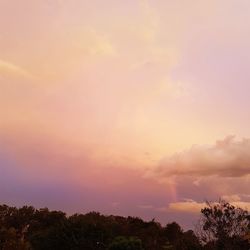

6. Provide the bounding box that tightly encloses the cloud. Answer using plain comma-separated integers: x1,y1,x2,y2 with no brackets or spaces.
137,204,154,210
231,201,250,211
168,195,250,214
169,200,206,213
73,28,115,57
221,194,241,202
154,136,250,179
111,202,120,208
0,60,34,79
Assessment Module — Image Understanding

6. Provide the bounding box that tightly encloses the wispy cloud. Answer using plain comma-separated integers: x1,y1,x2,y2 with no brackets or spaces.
137,204,154,210
73,28,115,57
0,60,34,79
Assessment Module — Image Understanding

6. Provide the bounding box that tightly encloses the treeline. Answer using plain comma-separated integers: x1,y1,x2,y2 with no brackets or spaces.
0,200,249,250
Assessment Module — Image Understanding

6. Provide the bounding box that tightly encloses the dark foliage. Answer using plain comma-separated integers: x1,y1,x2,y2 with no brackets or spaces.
196,199,250,250
0,201,249,250
107,236,144,250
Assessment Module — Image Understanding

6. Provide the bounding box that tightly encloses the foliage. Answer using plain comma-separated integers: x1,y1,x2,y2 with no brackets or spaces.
163,223,202,250
0,201,248,249
107,236,143,250
196,199,250,250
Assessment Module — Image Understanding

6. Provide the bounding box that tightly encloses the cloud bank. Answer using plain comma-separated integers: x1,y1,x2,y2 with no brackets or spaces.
169,195,250,214
155,136,250,179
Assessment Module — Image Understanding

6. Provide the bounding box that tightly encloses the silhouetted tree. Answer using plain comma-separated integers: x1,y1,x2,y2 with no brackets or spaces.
164,222,183,243
196,200,250,250
107,236,144,250
163,222,201,250
0,202,249,250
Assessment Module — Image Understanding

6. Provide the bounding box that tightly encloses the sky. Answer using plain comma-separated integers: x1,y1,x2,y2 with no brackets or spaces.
1,0,250,229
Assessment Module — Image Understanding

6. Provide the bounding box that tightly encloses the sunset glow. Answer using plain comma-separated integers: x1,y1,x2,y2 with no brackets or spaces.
1,0,250,228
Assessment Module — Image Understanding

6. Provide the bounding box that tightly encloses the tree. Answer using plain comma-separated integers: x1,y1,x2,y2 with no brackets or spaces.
107,236,144,250
196,200,250,250
164,223,201,250
164,222,183,244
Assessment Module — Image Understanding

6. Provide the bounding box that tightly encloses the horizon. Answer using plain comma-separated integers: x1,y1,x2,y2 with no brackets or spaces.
1,0,250,230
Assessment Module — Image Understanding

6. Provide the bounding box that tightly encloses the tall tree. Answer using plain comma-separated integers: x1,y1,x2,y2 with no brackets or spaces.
196,200,250,250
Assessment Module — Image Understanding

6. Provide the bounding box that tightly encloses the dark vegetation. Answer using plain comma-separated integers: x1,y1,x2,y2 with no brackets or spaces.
0,200,249,250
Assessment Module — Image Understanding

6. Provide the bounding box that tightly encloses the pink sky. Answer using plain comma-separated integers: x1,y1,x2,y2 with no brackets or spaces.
1,0,250,228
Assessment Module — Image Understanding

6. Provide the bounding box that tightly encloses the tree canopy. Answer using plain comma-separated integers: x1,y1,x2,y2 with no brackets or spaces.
0,201,249,250
196,199,250,250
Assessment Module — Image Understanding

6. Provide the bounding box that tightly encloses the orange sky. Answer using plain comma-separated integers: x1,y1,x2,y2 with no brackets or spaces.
1,0,250,227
